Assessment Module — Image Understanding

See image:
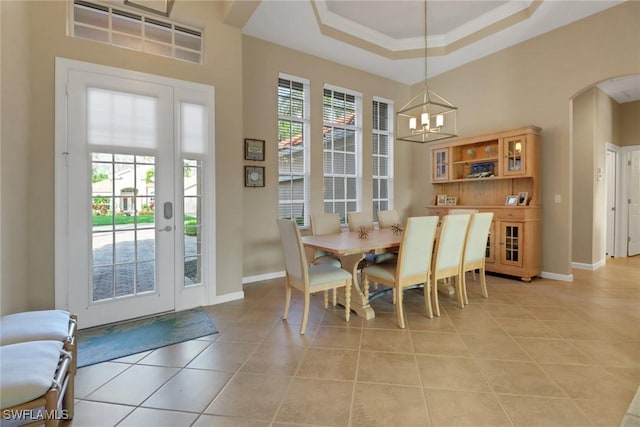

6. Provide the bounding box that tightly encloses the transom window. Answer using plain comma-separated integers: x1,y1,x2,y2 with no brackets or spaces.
277,75,310,226
72,0,203,64
323,86,362,223
372,98,393,221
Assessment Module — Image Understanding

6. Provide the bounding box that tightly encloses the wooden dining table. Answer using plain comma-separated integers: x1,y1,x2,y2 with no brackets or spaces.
302,226,456,320
302,228,401,320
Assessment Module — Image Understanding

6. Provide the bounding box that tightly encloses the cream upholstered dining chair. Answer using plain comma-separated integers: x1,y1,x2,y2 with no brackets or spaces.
377,209,401,229
310,213,342,268
277,219,352,334
431,213,472,315
311,213,343,306
461,212,494,305
347,211,374,232
361,216,439,328
448,208,479,215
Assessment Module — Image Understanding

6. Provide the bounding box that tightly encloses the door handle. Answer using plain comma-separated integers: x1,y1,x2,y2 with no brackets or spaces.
158,225,172,232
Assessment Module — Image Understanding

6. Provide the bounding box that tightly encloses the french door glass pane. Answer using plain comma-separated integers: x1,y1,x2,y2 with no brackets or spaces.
91,152,157,301
184,159,202,286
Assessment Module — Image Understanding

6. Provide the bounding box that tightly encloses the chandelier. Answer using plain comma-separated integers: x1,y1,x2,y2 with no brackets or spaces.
396,0,457,143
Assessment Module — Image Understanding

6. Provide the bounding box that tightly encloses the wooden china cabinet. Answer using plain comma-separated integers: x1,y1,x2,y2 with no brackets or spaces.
426,126,542,282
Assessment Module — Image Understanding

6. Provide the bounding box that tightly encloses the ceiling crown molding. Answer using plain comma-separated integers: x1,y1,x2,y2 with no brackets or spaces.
312,0,541,59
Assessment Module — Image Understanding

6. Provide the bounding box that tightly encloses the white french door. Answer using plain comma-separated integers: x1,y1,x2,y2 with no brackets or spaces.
55,59,215,328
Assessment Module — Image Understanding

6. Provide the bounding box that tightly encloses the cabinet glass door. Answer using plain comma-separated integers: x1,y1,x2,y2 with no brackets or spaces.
501,222,523,266
433,148,449,181
503,136,526,176
485,220,496,264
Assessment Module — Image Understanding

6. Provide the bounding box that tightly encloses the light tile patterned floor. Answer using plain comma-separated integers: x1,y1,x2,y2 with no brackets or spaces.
67,257,640,426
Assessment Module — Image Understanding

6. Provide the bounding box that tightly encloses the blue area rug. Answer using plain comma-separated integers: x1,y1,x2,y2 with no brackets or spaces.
77,307,217,367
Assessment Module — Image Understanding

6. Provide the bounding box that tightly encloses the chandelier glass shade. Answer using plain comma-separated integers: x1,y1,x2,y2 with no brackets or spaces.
396,0,457,143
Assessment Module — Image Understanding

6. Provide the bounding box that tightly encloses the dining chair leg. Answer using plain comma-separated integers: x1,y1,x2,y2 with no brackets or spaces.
300,292,311,335
283,281,292,320
333,288,337,306
396,286,405,329
362,275,371,304
423,279,433,319
462,272,469,306
432,279,440,317
480,267,489,298
344,282,351,322
324,290,329,309
455,275,465,308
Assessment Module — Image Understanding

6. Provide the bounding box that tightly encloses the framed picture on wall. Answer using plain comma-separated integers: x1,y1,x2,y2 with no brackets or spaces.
245,166,265,187
244,138,265,161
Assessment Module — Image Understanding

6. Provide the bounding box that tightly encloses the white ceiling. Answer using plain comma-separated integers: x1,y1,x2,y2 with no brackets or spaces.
242,0,639,103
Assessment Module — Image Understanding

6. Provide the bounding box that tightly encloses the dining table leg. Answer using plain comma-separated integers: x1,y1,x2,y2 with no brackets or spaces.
335,253,376,320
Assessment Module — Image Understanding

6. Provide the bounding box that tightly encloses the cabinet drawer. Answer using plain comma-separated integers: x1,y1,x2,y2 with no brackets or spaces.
494,209,525,221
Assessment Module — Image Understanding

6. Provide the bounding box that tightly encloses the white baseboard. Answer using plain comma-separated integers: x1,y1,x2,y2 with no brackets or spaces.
540,271,574,282
213,291,244,305
571,259,605,271
242,270,286,284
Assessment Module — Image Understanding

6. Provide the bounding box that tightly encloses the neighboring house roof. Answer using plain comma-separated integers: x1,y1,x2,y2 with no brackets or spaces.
278,112,356,150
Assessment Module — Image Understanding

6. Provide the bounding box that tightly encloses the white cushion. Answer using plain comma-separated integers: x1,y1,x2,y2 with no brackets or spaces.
0,340,63,409
308,264,351,287
1,310,70,345
363,261,397,282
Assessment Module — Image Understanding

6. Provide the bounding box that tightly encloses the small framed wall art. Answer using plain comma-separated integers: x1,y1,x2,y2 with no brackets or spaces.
436,194,448,206
446,196,458,206
245,166,265,187
244,138,265,161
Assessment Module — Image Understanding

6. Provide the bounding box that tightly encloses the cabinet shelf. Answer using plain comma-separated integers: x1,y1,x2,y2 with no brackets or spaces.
452,156,499,165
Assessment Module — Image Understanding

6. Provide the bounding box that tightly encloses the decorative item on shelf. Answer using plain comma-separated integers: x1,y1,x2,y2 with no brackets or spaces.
391,223,404,235
244,138,265,161
466,162,494,179
466,149,474,158
395,0,457,143
436,194,448,206
485,146,493,155
518,192,529,206
446,196,457,206
244,166,265,187
357,226,369,239
505,195,519,206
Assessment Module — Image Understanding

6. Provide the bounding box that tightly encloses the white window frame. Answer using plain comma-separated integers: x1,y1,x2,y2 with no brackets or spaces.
322,84,363,223
277,73,310,227
372,96,394,221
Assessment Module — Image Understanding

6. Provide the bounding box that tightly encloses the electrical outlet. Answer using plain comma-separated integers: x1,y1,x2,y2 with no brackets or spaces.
554,194,561,204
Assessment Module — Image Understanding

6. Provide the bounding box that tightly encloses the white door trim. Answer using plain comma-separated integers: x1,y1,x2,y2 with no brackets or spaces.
55,57,216,320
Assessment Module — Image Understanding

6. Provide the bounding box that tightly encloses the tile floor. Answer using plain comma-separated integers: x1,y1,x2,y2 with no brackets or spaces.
67,257,639,426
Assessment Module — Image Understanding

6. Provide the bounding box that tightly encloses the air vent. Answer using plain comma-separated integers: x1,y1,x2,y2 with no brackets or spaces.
72,0,203,64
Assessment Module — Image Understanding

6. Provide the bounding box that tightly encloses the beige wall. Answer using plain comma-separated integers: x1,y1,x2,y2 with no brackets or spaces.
1,0,244,314
620,101,640,147
1,0,31,314
241,36,410,277
571,87,615,265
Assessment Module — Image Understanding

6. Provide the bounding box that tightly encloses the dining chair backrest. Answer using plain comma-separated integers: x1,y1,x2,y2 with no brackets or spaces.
434,214,472,273
463,212,494,268
377,210,401,229
347,211,374,232
311,213,342,235
448,209,479,215
277,219,308,285
397,216,439,281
